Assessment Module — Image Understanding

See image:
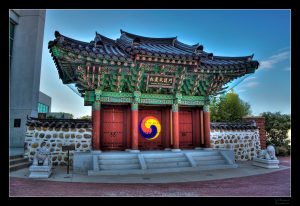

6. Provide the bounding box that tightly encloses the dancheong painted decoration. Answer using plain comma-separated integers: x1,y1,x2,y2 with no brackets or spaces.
48,30,259,151
138,116,161,140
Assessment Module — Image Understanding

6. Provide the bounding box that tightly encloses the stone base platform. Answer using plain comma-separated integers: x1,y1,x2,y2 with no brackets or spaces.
252,157,280,169
29,165,52,178
72,148,238,175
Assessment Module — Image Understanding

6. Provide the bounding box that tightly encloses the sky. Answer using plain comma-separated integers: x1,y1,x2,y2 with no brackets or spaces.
40,10,291,118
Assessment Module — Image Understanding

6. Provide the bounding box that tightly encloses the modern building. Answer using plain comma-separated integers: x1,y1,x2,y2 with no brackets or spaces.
9,9,46,147
38,91,52,113
48,30,259,152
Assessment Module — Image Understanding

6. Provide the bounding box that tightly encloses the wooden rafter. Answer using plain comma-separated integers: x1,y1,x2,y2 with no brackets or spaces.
176,67,186,92
116,67,122,92
191,73,204,96
135,63,143,91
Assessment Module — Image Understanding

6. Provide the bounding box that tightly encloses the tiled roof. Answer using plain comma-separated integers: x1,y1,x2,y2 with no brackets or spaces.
210,122,257,130
26,118,256,131
26,117,92,128
48,30,259,84
49,30,259,66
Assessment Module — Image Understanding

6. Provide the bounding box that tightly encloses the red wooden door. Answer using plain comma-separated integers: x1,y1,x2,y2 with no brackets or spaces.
138,108,163,150
101,106,125,150
179,109,194,148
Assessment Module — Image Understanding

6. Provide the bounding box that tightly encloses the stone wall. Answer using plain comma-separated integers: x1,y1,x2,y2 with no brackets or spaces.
24,118,92,166
243,117,266,149
24,118,261,166
210,122,261,161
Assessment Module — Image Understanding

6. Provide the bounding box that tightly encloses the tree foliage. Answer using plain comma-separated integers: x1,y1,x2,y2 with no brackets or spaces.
79,115,91,120
46,115,57,119
210,90,251,122
261,112,291,148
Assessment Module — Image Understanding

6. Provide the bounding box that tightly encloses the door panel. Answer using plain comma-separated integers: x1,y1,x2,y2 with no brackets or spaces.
101,106,125,150
138,108,163,150
179,110,193,148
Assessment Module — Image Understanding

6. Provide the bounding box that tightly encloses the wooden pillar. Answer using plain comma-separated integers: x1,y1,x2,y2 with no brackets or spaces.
92,101,101,150
131,103,139,150
203,105,211,148
172,104,180,151
200,110,204,146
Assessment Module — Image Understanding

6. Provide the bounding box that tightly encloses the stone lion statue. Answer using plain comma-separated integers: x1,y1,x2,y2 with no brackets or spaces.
257,145,277,160
267,145,277,160
33,143,51,166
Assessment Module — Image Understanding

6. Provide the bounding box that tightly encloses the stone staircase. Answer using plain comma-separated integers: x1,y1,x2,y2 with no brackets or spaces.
9,155,31,172
88,149,237,175
143,153,191,172
89,153,141,175
189,150,235,170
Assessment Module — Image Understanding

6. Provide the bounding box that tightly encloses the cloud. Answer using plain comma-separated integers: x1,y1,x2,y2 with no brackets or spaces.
259,50,290,71
236,89,246,93
277,46,290,52
243,76,256,82
284,66,291,71
241,76,259,88
236,79,259,92
243,81,259,88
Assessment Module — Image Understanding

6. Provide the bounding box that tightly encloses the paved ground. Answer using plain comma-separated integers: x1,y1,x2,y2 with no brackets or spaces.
9,156,290,197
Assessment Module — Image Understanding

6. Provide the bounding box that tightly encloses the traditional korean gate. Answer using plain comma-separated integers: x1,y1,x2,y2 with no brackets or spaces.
101,106,126,150
138,108,163,150
179,109,194,148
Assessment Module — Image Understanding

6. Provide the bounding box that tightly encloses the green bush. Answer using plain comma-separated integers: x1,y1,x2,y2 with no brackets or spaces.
276,146,290,156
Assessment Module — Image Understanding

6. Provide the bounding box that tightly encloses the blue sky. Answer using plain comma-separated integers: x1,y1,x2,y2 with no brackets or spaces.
40,10,291,118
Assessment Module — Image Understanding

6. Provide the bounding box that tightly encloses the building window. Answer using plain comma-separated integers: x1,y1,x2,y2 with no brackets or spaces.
14,119,21,127
38,102,49,113
9,20,15,65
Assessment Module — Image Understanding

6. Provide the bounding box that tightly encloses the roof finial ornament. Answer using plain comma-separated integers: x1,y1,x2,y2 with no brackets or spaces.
54,31,61,38
94,31,103,47
247,54,254,61
172,37,177,46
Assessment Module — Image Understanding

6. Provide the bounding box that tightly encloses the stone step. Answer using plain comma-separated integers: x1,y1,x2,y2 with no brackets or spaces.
10,157,29,165
195,159,227,165
88,169,143,175
196,164,238,170
99,159,139,165
9,162,31,172
98,154,138,160
9,155,24,160
144,157,187,163
143,153,185,158
99,163,141,170
146,161,191,169
190,151,220,157
88,164,238,176
192,155,223,161
89,167,195,175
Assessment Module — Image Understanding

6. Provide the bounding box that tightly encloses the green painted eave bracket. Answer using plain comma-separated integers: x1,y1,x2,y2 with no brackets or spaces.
83,90,206,106
52,46,61,57
246,67,256,73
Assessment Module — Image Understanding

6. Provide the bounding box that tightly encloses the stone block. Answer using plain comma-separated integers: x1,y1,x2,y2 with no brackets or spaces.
29,165,52,178
252,157,280,168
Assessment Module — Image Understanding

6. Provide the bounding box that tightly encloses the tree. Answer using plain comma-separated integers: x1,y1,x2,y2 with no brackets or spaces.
261,112,291,148
46,115,57,119
79,115,91,120
210,90,251,122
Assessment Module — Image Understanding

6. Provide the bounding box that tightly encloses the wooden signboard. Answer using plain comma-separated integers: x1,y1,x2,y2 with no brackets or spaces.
62,145,75,174
146,74,175,89
62,145,75,151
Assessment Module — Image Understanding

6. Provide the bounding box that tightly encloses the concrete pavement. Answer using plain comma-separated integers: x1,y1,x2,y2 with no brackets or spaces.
9,158,290,184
